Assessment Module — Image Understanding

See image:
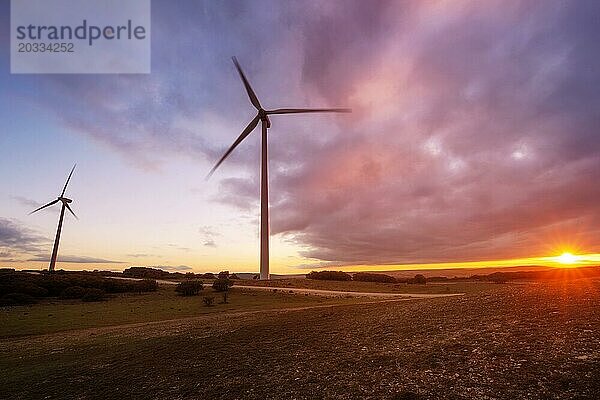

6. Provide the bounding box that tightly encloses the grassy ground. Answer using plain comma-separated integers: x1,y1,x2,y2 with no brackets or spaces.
0,285,362,337
239,277,499,294
2,280,599,399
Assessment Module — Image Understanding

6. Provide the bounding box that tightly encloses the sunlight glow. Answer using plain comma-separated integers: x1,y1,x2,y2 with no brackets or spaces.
557,252,578,265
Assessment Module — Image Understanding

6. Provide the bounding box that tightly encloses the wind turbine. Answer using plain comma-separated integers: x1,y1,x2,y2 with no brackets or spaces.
207,57,351,280
29,164,78,272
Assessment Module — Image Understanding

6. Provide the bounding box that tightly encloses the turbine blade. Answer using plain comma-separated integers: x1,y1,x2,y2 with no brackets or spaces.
65,203,78,220
266,108,352,115
206,115,260,179
29,199,59,215
60,164,76,197
232,57,262,110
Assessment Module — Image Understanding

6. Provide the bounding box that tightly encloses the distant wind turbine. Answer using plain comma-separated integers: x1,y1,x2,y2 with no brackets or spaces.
29,164,78,272
207,57,351,280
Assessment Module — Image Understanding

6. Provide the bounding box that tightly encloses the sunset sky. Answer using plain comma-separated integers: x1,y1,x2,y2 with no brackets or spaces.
1,0,600,274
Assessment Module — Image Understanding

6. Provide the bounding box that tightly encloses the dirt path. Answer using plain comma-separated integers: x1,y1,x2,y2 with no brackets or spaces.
150,278,465,298
1,296,424,345
234,284,465,298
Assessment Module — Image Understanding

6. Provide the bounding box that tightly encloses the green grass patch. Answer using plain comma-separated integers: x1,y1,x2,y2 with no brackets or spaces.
0,285,360,338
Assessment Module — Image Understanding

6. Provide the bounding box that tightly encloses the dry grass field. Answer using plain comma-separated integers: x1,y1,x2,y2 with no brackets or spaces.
1,280,599,399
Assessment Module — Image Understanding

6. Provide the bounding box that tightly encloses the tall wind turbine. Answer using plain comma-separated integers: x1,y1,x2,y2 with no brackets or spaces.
207,57,351,280
29,164,78,272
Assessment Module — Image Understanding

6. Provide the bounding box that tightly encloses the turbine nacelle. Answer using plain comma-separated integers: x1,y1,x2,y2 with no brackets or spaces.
59,197,73,204
258,109,271,128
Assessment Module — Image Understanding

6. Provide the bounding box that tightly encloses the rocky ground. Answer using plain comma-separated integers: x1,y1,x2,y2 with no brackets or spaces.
2,280,599,399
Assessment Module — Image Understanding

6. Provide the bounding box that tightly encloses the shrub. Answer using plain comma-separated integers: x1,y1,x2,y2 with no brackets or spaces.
81,288,105,302
212,277,234,292
176,280,204,296
60,286,87,299
202,296,215,307
13,282,48,297
353,272,396,283
408,274,427,284
306,271,352,281
217,271,230,279
0,293,38,306
0,271,157,299
122,267,170,279
137,279,159,292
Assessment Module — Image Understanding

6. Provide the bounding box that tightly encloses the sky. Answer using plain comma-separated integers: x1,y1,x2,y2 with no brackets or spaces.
1,0,600,274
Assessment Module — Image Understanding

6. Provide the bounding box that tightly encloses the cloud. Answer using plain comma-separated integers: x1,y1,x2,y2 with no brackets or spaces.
148,265,194,272
3,1,600,266
167,244,191,252
126,253,162,258
0,217,49,255
198,225,220,247
213,1,600,264
27,254,123,264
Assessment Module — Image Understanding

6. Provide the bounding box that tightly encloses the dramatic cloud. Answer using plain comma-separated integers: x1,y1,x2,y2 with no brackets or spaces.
3,1,599,266
214,1,600,264
0,217,49,256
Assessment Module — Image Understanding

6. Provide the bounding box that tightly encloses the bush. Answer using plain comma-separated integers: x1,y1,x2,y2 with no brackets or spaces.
353,272,396,283
137,279,159,292
212,278,234,292
0,293,38,306
59,286,87,299
0,272,158,300
81,288,105,302
202,296,215,307
217,271,230,279
176,280,204,296
306,271,352,281
123,267,171,279
408,274,427,284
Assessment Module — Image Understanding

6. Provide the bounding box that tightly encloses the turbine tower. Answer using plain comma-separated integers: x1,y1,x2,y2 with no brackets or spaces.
207,57,351,280
29,164,78,272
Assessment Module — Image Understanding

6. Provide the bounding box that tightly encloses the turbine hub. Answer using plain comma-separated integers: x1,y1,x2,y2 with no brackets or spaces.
59,197,73,203
258,109,271,128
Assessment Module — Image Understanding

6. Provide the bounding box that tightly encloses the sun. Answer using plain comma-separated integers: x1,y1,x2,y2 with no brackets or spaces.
557,252,578,265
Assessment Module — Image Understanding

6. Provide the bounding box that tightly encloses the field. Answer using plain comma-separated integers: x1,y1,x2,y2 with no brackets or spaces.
239,277,500,294
0,285,364,337
1,280,599,399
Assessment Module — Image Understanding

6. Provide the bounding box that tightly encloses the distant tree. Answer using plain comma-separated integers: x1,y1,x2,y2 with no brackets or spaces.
353,272,396,283
218,271,230,279
230,273,240,280
175,280,204,296
123,267,170,279
306,271,352,281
